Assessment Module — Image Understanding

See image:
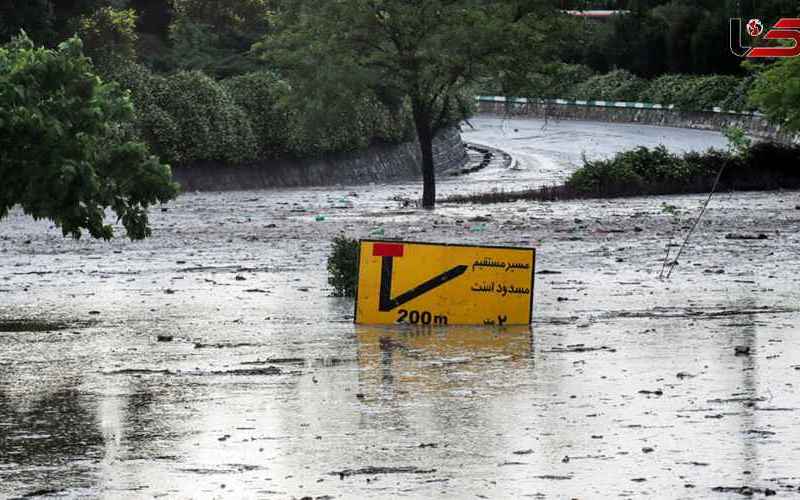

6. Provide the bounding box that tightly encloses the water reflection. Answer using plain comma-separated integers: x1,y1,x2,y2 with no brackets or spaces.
0,386,103,494
356,325,533,399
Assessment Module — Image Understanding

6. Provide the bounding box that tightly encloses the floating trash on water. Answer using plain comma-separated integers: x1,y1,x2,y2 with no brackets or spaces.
315,215,326,222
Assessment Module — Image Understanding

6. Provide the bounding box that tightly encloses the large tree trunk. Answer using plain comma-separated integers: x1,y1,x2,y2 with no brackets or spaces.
413,108,436,209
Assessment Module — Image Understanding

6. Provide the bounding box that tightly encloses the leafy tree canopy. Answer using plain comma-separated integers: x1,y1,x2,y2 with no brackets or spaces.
167,0,272,77
258,0,556,207
77,6,139,70
749,57,800,133
0,34,178,239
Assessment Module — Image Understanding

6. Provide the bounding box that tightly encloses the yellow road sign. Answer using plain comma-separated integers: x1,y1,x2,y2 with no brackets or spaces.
355,240,536,326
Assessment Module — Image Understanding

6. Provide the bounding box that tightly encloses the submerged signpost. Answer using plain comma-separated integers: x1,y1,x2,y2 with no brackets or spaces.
355,240,536,326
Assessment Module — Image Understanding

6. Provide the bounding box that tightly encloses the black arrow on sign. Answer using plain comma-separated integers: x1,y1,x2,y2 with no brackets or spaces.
378,256,468,312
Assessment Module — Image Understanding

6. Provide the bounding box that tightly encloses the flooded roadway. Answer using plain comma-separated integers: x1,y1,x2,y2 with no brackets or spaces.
1,117,799,499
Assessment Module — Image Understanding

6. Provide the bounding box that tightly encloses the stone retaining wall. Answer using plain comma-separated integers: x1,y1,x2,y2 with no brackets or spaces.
172,128,467,192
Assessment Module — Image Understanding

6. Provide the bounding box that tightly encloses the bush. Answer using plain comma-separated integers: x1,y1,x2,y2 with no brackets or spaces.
641,74,742,110
735,141,800,189
285,95,372,158
568,70,648,102
640,74,694,105
77,7,138,70
719,76,757,112
749,57,800,133
223,71,292,157
105,63,183,163
674,75,740,111
523,63,595,99
284,90,412,159
154,70,258,164
106,63,416,165
566,142,800,198
567,146,697,196
360,96,415,146
327,235,359,297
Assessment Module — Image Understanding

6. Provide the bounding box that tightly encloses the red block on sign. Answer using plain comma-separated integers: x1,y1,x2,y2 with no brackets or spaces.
373,243,404,257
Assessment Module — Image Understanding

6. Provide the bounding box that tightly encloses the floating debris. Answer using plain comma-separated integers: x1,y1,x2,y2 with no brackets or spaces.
332,466,436,479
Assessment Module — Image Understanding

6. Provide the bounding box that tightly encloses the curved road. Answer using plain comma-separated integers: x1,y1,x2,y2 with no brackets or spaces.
450,116,727,195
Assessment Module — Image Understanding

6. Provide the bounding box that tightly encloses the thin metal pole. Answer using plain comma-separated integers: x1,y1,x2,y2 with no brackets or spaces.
663,162,728,280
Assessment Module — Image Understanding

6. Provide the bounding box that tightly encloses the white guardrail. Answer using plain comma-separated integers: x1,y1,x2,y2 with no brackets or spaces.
475,95,765,117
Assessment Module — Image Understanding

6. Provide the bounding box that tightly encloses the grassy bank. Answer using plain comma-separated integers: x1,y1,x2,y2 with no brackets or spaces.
442,142,800,205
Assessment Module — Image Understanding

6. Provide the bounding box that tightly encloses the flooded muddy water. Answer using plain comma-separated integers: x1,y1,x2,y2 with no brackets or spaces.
1,117,799,499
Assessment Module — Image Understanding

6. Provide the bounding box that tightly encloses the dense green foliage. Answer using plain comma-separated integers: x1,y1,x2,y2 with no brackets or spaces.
0,35,177,240
167,0,266,78
566,142,800,197
749,58,800,133
3,1,799,79
498,69,758,112
638,74,743,110
105,61,415,164
222,72,291,157
327,235,359,297
513,63,595,99
77,6,139,69
569,70,648,102
567,146,711,195
159,70,259,164
1,1,426,168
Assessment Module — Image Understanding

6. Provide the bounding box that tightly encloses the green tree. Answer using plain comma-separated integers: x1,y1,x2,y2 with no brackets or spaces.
167,0,270,77
650,1,705,74
77,7,139,71
0,34,178,240
222,71,291,157
156,70,259,164
259,0,552,208
749,57,800,133
605,11,668,78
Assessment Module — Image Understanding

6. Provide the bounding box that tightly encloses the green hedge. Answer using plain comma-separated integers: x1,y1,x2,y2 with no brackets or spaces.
524,63,595,100
639,74,693,107
482,69,759,113
567,146,705,196
108,63,183,163
222,71,292,157
639,74,742,111
566,142,800,198
107,65,415,165
283,92,412,159
156,70,259,164
569,70,648,102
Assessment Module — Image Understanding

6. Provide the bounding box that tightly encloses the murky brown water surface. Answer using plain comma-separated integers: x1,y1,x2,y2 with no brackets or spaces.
1,117,799,498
